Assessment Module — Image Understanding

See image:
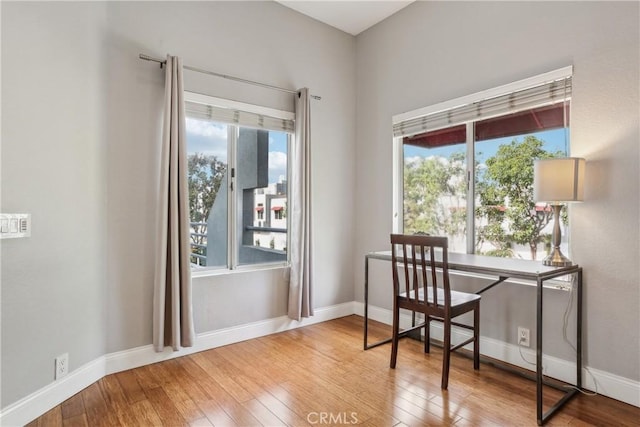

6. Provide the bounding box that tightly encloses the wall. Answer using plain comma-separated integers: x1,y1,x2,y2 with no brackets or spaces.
1,2,109,408
355,0,639,383
1,1,356,409
104,0,356,351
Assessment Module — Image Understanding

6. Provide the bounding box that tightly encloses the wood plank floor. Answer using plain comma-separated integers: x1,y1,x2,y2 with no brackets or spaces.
27,315,639,426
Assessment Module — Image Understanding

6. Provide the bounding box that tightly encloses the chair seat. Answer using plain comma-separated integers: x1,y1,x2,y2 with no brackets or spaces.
400,287,480,308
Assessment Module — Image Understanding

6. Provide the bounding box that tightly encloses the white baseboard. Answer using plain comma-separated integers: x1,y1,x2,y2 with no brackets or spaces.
104,301,356,375
0,302,355,427
0,356,107,427
2,300,638,426
354,301,640,408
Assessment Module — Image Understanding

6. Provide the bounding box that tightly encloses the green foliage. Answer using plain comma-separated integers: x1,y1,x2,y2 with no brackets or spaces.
403,150,467,237
475,136,562,259
403,135,564,260
188,153,227,264
188,153,226,223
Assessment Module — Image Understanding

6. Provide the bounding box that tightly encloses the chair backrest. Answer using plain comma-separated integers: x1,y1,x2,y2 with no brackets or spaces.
390,234,451,309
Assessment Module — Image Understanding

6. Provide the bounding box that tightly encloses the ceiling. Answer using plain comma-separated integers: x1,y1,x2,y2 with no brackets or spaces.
276,1,415,36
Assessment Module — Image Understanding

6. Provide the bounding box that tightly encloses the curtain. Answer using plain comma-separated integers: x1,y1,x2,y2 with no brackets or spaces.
153,55,195,352
288,88,313,320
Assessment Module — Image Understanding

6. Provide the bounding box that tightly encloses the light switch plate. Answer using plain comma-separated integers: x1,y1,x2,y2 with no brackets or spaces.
0,214,31,239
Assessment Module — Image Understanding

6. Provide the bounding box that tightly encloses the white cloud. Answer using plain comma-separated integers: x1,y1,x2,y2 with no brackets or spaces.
405,156,422,166
269,151,287,183
186,118,228,161
269,151,287,168
186,118,226,139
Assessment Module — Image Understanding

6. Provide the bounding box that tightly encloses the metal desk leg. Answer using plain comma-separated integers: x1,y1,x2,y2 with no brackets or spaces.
577,269,583,389
363,254,393,350
537,268,583,425
537,277,544,425
364,255,369,350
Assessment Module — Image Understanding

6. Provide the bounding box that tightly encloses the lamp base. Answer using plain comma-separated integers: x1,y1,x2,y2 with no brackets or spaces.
542,248,573,267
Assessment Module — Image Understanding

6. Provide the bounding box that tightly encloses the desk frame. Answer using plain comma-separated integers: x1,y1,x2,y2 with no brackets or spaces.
363,251,582,426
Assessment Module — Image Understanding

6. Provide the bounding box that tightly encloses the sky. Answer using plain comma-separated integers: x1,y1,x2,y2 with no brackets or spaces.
404,128,569,165
186,118,568,186
186,118,288,184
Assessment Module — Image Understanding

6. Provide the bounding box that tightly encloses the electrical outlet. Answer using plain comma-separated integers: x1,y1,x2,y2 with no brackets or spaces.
518,327,530,347
55,353,69,380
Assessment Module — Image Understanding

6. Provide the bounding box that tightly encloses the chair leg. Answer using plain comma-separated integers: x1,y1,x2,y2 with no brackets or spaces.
390,299,400,369
424,316,431,353
474,304,480,370
441,317,451,390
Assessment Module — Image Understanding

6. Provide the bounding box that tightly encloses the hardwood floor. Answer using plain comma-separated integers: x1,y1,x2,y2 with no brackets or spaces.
27,316,639,426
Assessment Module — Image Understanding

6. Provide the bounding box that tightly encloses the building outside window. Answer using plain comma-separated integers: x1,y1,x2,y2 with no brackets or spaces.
184,92,293,270
394,68,572,261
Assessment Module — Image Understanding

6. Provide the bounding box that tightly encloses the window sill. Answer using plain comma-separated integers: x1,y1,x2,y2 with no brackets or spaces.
191,262,290,279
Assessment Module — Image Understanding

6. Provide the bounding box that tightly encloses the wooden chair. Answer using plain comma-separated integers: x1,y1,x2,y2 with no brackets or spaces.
389,234,481,390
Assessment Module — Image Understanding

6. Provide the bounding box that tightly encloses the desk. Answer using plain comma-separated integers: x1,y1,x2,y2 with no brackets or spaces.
363,251,582,425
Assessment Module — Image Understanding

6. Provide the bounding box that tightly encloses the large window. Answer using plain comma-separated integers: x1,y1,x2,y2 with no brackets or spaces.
394,68,572,261
185,92,294,271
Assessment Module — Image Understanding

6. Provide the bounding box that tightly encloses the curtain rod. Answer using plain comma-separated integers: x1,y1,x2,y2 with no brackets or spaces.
139,54,321,100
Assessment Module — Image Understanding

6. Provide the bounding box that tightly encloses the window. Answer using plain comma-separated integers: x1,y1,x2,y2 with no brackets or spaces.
272,206,285,220
185,92,294,271
393,67,572,260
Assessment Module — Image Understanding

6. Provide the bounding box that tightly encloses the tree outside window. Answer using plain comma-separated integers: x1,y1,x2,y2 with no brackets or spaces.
187,153,227,266
403,130,568,260
475,135,563,259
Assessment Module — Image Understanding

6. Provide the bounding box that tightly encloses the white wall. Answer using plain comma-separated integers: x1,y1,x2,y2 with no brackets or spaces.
1,1,356,409
355,1,639,382
102,0,356,352
1,2,109,408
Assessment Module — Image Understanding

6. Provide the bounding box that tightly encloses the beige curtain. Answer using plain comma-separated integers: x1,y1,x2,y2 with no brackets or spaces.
153,55,195,351
288,88,313,320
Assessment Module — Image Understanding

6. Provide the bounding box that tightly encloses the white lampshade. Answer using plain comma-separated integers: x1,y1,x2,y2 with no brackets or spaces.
533,157,585,203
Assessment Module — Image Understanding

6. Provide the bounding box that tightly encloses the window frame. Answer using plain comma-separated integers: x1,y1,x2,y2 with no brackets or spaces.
392,67,573,256
184,91,295,275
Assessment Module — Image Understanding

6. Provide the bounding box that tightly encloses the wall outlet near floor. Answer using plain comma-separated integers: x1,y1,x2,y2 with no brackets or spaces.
55,353,69,380
518,327,530,347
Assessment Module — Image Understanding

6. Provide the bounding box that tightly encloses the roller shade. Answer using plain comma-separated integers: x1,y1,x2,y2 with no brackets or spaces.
186,100,294,133
393,75,572,138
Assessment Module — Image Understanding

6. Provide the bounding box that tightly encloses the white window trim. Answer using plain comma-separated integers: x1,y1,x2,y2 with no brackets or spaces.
191,262,288,278
184,91,293,275
392,66,573,252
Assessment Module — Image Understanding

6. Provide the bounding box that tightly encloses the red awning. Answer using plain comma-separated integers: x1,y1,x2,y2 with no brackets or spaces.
475,103,568,141
403,103,568,148
271,206,284,211
255,207,264,212
403,124,466,149
534,205,552,212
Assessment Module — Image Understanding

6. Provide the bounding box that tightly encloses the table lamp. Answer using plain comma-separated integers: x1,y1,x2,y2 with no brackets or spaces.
533,157,585,266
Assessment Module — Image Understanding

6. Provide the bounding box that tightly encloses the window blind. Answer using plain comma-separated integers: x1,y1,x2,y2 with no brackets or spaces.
393,75,572,138
185,100,294,133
